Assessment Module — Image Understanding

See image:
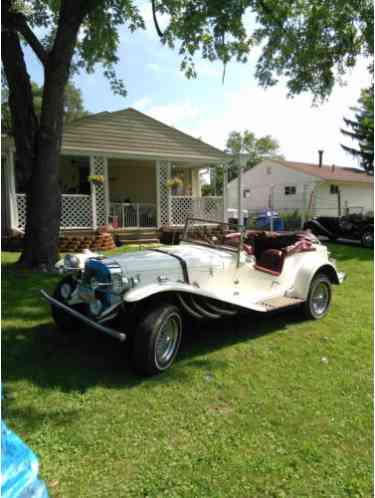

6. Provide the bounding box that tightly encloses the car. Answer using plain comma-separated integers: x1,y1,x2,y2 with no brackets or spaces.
41,218,346,376
303,210,374,248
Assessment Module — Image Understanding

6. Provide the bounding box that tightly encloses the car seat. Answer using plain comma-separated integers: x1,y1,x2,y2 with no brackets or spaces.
254,249,284,276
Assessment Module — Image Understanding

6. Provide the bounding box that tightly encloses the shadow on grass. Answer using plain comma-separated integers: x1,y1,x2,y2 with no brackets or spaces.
325,241,373,262
2,306,307,395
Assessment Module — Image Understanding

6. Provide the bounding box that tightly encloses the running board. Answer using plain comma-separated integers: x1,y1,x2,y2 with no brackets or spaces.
256,296,304,311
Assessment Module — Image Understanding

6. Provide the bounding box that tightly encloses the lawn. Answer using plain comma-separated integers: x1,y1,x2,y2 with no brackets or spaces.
2,243,373,498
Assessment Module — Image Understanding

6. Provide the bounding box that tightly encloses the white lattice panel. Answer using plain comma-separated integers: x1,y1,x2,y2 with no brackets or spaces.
16,194,26,229
171,196,223,225
158,161,171,225
91,156,107,227
15,193,92,229
61,194,92,228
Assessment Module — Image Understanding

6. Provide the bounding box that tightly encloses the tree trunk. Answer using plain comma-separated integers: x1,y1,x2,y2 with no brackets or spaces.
2,1,90,269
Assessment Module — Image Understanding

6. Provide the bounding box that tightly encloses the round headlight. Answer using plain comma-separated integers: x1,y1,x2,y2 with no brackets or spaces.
111,273,124,294
89,299,103,316
60,282,71,300
64,254,80,269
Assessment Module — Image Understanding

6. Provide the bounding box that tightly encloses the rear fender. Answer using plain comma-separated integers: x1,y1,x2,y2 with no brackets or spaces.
292,262,340,300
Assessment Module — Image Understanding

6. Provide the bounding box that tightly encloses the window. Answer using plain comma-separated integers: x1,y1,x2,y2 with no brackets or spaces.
330,184,339,194
285,186,296,195
243,189,251,199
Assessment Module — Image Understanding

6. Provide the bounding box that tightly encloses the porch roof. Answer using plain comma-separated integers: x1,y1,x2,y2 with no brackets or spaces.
61,108,228,164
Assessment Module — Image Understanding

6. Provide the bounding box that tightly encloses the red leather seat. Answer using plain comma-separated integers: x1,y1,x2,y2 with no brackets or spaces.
255,249,284,276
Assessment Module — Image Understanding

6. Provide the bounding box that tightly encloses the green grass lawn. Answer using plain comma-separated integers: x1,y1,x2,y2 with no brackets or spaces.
2,243,373,498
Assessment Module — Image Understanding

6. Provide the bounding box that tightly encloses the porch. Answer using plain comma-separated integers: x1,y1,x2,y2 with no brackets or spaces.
9,154,224,231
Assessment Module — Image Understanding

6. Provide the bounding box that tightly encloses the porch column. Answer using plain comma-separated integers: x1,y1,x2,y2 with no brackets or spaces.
6,149,18,230
89,156,109,229
223,162,228,223
156,160,171,227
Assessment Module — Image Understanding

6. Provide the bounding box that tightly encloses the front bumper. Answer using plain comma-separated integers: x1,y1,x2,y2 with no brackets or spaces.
40,290,126,342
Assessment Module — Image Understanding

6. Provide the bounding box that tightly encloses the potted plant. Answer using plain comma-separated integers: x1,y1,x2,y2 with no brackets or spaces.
88,174,105,187
166,177,183,190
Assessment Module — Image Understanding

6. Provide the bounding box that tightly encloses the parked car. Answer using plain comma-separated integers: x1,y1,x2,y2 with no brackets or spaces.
303,211,374,248
42,218,345,376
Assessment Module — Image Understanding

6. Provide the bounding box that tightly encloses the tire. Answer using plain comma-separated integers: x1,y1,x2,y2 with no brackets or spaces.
51,276,81,334
361,227,374,248
302,274,332,320
132,304,182,376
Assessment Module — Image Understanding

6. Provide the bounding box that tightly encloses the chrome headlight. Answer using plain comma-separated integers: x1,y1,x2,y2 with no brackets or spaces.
64,254,80,269
111,273,124,294
89,299,103,316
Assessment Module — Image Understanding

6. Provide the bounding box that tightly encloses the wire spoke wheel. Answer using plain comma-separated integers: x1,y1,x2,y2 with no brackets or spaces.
155,314,180,368
311,282,330,316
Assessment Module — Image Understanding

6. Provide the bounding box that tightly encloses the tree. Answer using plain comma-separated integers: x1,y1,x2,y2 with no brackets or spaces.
225,130,283,179
341,87,374,172
2,80,89,132
2,0,373,268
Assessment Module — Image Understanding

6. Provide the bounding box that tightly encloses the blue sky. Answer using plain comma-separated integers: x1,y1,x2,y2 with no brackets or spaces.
25,3,371,168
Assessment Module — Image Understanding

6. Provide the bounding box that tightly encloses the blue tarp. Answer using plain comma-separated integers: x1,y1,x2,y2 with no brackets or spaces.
1,418,49,498
256,210,284,231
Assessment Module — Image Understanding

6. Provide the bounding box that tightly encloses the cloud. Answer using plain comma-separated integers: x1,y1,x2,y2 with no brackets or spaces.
143,101,199,129
147,63,162,72
187,60,370,167
132,97,152,110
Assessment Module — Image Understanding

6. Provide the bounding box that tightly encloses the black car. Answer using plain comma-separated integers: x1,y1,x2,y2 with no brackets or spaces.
303,212,374,248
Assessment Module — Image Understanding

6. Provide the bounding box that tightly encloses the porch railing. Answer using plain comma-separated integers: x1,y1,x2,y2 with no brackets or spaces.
110,202,157,228
16,193,92,229
171,196,223,225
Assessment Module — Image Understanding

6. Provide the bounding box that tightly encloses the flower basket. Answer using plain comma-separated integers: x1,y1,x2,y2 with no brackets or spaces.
88,175,104,187
166,177,183,189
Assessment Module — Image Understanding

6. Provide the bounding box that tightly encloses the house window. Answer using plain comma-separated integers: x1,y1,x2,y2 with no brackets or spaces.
266,167,272,175
285,186,296,195
243,189,251,199
330,184,339,194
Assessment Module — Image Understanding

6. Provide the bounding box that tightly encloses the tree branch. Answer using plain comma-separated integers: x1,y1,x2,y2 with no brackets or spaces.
151,0,164,38
12,13,48,66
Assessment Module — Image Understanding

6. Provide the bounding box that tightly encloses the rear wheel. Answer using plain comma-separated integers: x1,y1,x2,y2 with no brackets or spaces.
132,304,182,376
302,274,332,320
52,276,81,333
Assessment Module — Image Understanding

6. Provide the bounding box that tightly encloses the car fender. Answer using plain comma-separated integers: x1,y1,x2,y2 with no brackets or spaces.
292,261,341,300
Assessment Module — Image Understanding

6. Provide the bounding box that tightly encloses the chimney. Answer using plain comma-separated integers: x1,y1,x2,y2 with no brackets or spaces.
318,150,324,168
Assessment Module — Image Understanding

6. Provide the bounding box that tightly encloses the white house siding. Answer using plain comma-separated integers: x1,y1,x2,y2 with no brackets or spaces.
314,182,374,216
227,161,318,213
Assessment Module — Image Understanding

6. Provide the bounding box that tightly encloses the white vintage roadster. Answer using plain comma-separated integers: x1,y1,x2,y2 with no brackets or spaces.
42,218,345,376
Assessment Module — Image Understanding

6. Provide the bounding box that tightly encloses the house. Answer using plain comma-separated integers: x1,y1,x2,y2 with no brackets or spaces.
1,108,228,233
227,158,374,217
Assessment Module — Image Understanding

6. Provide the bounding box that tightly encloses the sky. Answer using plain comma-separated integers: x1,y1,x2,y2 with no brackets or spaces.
24,2,371,169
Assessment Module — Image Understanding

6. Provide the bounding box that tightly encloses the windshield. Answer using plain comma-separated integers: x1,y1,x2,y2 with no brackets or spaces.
181,217,244,252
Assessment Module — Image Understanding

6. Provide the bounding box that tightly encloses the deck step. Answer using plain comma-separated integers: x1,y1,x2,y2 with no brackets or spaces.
257,296,304,311
120,238,160,245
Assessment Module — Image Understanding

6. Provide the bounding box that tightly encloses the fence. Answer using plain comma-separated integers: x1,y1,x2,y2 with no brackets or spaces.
171,196,223,225
16,193,92,229
109,202,157,228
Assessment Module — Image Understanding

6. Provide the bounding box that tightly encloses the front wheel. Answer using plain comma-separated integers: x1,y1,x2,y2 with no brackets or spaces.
132,304,182,376
302,274,332,320
361,227,374,248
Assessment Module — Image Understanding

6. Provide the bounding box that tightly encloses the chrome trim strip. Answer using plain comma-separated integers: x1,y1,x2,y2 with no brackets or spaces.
40,290,126,342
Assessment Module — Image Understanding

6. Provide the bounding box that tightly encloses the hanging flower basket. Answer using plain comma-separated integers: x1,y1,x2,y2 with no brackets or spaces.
88,175,104,187
166,177,183,189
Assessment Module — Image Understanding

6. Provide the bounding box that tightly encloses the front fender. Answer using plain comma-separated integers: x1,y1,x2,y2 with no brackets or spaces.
123,282,220,303
292,261,342,300
304,219,334,238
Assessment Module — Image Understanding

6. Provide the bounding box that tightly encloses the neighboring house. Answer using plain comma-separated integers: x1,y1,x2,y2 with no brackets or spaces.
1,108,227,232
227,159,374,217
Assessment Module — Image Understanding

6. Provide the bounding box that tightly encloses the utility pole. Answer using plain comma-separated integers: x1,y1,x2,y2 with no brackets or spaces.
238,154,244,227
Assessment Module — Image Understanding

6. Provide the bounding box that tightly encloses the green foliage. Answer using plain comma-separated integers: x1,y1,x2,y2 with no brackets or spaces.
2,243,373,497
1,80,89,133
341,87,374,172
